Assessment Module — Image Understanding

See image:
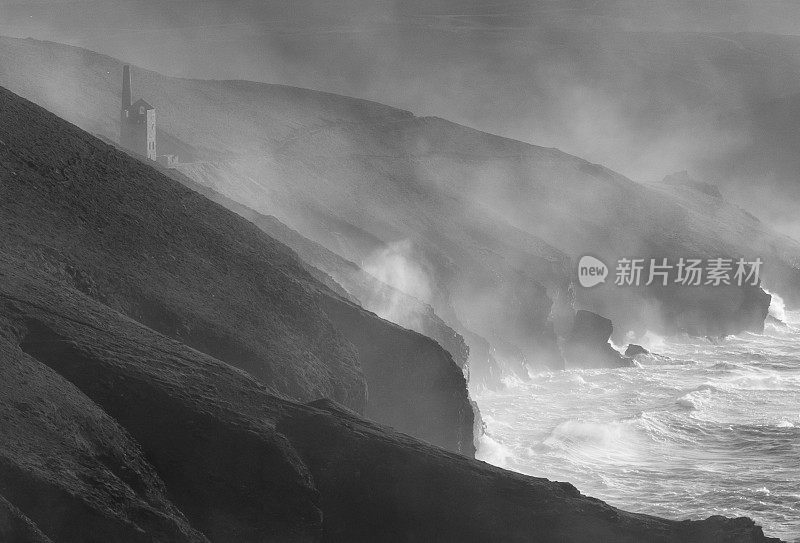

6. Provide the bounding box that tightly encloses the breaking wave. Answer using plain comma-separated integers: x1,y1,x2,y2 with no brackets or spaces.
475,310,800,541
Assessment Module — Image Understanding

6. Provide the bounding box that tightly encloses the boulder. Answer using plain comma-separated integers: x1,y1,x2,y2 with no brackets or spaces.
625,343,650,357
564,310,631,369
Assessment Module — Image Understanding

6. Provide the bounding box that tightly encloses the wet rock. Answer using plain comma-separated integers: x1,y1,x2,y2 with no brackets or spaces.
564,311,631,369
625,344,650,357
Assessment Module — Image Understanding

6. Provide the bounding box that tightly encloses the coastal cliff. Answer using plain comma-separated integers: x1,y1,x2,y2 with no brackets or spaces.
0,82,783,542
0,84,471,455
3,37,798,383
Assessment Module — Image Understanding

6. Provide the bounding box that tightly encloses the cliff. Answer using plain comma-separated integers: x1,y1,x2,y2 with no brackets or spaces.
0,84,472,455
162,170,470,371
0,259,779,542
1,37,796,380
0,82,783,542
564,310,631,369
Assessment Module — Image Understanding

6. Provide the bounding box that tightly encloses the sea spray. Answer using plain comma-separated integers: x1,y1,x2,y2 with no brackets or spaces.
474,314,800,540
766,289,787,323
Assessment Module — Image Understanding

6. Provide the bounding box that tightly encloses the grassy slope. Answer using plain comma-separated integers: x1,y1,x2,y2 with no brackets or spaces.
163,166,471,369
1,37,796,371
0,77,782,543
0,256,780,542
0,83,473,455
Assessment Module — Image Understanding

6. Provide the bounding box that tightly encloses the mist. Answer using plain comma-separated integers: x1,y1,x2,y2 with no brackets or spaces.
4,2,800,541
362,240,432,328
4,1,800,235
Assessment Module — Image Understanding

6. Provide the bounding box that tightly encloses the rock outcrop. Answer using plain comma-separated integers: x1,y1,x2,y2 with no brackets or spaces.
564,310,631,369
1,265,320,542
163,170,471,371
625,343,650,357
0,262,780,542
278,399,778,543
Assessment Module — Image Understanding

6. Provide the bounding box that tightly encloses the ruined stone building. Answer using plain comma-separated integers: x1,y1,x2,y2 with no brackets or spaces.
119,65,156,161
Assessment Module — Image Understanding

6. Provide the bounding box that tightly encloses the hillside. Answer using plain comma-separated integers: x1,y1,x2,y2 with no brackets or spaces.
0,83,473,455
165,168,471,371
2,37,800,380
0,83,782,543
10,3,800,228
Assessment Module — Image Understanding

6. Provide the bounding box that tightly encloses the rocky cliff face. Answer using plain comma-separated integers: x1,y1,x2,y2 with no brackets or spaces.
0,261,780,542
564,310,631,369
279,399,780,543
0,84,471,455
164,171,471,372
8,38,798,383
0,84,782,542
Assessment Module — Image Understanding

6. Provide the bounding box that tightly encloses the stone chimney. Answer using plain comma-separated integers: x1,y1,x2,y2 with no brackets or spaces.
121,65,131,110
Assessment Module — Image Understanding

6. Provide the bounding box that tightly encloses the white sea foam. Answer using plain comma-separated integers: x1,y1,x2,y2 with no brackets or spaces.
638,330,667,352
474,311,800,540
475,432,515,468
766,289,787,323
542,419,641,463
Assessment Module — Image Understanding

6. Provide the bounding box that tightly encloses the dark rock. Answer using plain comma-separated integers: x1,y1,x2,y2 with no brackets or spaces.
318,295,474,456
166,178,472,373
0,268,779,541
159,173,476,452
1,267,319,542
0,301,209,543
564,310,631,369
625,344,650,357
277,399,780,543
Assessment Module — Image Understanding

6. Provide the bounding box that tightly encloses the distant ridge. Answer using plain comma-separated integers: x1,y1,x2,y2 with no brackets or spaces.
0,80,782,543
2,36,800,382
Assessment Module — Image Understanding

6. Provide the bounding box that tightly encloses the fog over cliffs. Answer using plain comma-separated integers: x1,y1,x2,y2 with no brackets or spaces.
6,1,800,234
4,32,800,390
2,1,800,541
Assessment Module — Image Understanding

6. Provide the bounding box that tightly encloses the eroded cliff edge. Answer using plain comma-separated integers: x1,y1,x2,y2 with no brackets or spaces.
0,262,780,542
0,85,782,541
3,37,797,384
0,84,471,455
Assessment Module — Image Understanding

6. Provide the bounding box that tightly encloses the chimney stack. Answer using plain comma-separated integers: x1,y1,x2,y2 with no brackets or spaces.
122,65,132,110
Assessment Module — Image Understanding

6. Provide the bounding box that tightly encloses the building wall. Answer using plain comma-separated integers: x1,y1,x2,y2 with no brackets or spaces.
120,107,155,160
146,109,157,161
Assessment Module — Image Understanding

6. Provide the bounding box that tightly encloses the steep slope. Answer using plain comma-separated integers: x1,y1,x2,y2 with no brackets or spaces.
164,168,470,370
0,81,782,542
0,311,208,543
2,37,799,379
0,259,779,542
0,83,473,455
1,263,321,542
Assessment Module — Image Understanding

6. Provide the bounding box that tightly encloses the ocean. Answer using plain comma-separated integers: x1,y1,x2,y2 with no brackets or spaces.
475,297,800,542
